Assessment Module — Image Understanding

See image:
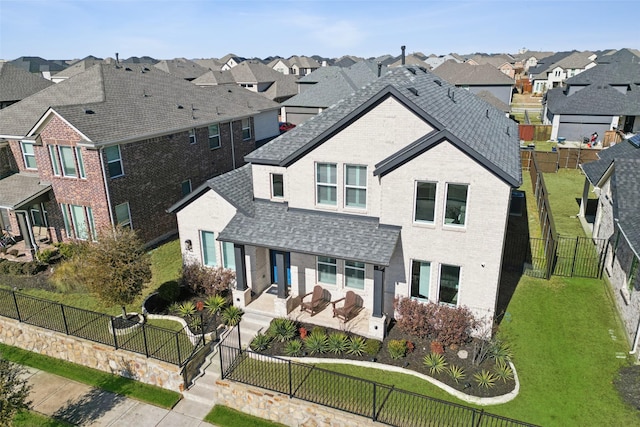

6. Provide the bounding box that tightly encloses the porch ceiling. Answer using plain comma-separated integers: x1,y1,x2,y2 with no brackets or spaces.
218,200,401,266
0,173,51,210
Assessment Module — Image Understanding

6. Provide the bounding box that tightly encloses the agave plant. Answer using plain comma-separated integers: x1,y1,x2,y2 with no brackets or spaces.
250,332,272,352
473,369,497,388
204,294,226,314
284,339,304,357
448,365,466,384
222,305,243,326
268,318,297,342
326,333,349,355
346,336,366,356
177,301,196,317
490,340,513,364
493,360,514,383
304,331,328,355
423,352,448,375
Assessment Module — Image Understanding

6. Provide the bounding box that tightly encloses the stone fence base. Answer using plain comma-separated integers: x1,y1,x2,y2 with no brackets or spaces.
214,378,376,427
0,317,182,391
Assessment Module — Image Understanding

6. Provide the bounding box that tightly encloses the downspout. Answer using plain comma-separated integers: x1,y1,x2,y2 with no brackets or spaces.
99,148,116,229
230,121,236,170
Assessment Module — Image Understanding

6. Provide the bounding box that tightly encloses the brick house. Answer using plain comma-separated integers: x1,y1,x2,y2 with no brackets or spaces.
169,66,521,339
0,63,280,258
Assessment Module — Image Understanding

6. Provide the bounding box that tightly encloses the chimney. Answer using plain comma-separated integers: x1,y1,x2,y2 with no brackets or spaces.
377,61,382,77
401,46,406,65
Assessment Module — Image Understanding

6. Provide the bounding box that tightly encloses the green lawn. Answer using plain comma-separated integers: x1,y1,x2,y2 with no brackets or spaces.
542,169,594,238
12,410,74,427
0,343,181,409
205,405,287,427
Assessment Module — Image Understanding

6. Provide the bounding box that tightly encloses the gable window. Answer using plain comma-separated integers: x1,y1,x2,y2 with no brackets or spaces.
48,145,60,176
21,141,37,170
181,180,192,196
271,174,284,198
208,124,220,149
415,182,437,223
105,145,124,178
345,260,365,290
410,260,431,301
76,147,86,179
317,256,337,285
439,264,460,305
444,183,468,226
242,118,251,140
189,128,197,144
222,241,236,270
200,230,217,267
345,165,366,209
316,163,337,206
115,202,131,229
58,146,77,177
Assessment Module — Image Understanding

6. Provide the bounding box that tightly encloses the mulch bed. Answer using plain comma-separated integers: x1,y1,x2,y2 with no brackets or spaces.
144,289,222,335
256,320,515,398
614,365,640,411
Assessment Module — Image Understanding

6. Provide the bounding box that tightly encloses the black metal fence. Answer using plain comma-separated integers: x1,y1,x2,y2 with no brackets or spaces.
219,325,538,427
0,287,209,366
553,236,608,278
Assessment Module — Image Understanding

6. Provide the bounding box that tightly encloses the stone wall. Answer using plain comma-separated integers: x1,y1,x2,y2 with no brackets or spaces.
0,317,182,391
213,378,376,427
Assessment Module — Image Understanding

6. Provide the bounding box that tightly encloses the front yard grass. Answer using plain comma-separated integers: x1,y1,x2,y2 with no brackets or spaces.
0,342,181,409
205,405,287,427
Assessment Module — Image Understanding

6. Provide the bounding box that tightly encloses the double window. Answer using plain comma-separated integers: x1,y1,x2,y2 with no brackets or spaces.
344,165,366,209
200,230,217,267
242,118,251,140
208,124,220,149
316,163,337,206
115,202,131,229
60,203,96,240
444,183,468,226
49,145,86,178
105,145,124,178
414,182,437,223
21,141,37,169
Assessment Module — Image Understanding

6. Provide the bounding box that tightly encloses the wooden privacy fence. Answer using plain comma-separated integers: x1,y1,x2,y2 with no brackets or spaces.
519,124,551,142
521,147,600,171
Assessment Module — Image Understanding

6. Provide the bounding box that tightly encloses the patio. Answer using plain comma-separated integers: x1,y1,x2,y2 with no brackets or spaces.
0,229,54,262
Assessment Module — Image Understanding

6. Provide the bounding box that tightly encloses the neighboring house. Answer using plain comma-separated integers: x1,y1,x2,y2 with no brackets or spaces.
169,66,521,340
193,58,225,71
529,51,597,94
432,61,514,107
513,50,554,72
280,61,387,125
597,48,640,64
269,56,321,76
154,58,210,81
220,54,246,71
51,56,104,83
194,61,298,103
388,54,431,69
333,56,361,68
543,62,640,141
0,62,53,109
121,56,159,64
579,136,640,359
0,63,280,257
424,53,463,70
10,56,68,80
466,54,517,79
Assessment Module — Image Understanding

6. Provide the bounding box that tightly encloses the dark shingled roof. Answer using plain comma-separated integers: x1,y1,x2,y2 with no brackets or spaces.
0,62,53,103
581,139,640,184
432,61,514,85
545,83,640,116
218,200,401,266
249,66,521,187
0,173,51,209
0,63,279,143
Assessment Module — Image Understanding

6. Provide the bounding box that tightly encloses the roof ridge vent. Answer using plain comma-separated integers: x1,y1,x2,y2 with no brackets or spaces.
408,87,419,96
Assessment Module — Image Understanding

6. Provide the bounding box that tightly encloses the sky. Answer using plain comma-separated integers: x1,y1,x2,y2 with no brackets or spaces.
0,0,637,61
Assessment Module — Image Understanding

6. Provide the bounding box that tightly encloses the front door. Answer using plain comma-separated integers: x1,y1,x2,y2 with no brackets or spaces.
270,250,291,285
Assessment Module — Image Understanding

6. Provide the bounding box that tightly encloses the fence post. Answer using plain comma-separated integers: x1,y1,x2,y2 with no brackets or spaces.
142,323,149,357
288,360,293,398
570,236,579,277
111,317,119,349
237,323,242,351
201,313,205,345
11,290,21,322
176,333,182,365
60,304,69,335
219,343,225,379
372,382,377,421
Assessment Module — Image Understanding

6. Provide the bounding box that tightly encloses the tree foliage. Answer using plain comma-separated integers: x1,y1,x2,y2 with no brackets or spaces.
0,354,32,426
82,227,152,317
181,263,235,297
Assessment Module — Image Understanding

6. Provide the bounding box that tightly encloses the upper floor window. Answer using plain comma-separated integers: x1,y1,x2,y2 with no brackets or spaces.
316,163,337,206
208,124,220,149
411,260,431,301
344,165,366,209
105,145,124,178
76,147,86,179
181,180,192,196
49,145,60,176
115,202,131,229
444,183,468,226
439,264,460,306
415,182,436,223
21,141,37,170
189,128,197,144
242,118,251,140
271,174,284,198
59,146,77,177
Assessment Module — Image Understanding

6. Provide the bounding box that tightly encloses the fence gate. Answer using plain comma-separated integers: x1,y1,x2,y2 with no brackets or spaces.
219,323,242,379
553,236,608,278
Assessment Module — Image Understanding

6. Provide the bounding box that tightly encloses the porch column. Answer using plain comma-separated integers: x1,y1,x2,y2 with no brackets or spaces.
234,244,247,291
276,252,287,299
15,211,35,258
578,178,590,218
373,266,384,318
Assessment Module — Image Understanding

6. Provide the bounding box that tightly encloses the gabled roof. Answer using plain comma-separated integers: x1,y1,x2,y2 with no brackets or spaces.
10,56,68,74
250,66,521,187
154,58,209,80
52,57,104,79
192,58,225,71
432,61,514,85
528,51,576,77
474,90,510,112
0,173,51,210
597,48,640,64
582,139,640,185
288,56,321,69
565,62,640,86
0,63,279,143
553,51,596,69
0,62,53,102
228,61,293,84
389,55,431,69
192,70,236,86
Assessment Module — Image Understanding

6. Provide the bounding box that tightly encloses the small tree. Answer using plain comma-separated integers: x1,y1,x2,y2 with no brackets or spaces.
0,354,32,426
181,263,235,297
82,227,152,318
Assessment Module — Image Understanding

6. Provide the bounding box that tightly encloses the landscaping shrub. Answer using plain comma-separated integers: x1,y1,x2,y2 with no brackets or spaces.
311,326,326,336
181,263,235,297
204,294,226,314
326,332,349,354
387,339,408,360
268,318,297,342
346,336,366,356
250,332,272,352
448,365,466,384
423,352,448,375
35,248,59,264
493,360,513,383
394,297,437,338
364,339,382,356
54,241,86,260
304,331,328,355
221,306,243,326
284,339,304,357
177,301,196,316
430,341,444,355
473,369,497,388
432,304,477,346
157,280,181,303
0,259,46,276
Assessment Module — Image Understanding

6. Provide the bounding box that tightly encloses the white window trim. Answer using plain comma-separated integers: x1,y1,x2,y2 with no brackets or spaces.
105,145,124,178
242,118,251,140
316,256,337,286
271,173,284,199
414,181,437,224
208,124,221,149
58,145,78,178
443,182,469,228
115,202,132,229
189,128,197,144
344,164,367,210
438,264,461,306
410,259,431,302
344,260,365,290
222,241,236,270
48,145,60,176
21,141,37,170
200,230,217,267
76,147,86,179
315,162,337,206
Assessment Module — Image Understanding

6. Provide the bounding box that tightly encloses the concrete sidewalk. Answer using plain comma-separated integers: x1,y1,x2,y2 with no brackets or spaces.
23,367,215,426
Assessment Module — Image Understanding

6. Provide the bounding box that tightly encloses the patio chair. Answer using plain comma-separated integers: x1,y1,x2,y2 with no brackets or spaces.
331,291,358,322
300,285,326,315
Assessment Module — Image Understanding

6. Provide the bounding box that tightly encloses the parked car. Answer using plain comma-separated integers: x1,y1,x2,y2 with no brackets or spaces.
279,122,296,132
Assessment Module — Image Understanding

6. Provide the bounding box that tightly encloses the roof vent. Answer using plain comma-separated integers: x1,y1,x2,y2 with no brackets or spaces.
486,109,490,118
125,67,132,71
177,104,184,109
451,91,455,102
407,67,416,75
418,66,427,73
506,126,511,136
408,87,419,96
143,67,150,72
434,79,442,86
228,89,233,93
84,108,95,115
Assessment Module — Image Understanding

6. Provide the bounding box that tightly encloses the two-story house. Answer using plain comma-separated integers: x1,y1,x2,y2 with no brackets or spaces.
0,63,280,258
169,66,521,339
